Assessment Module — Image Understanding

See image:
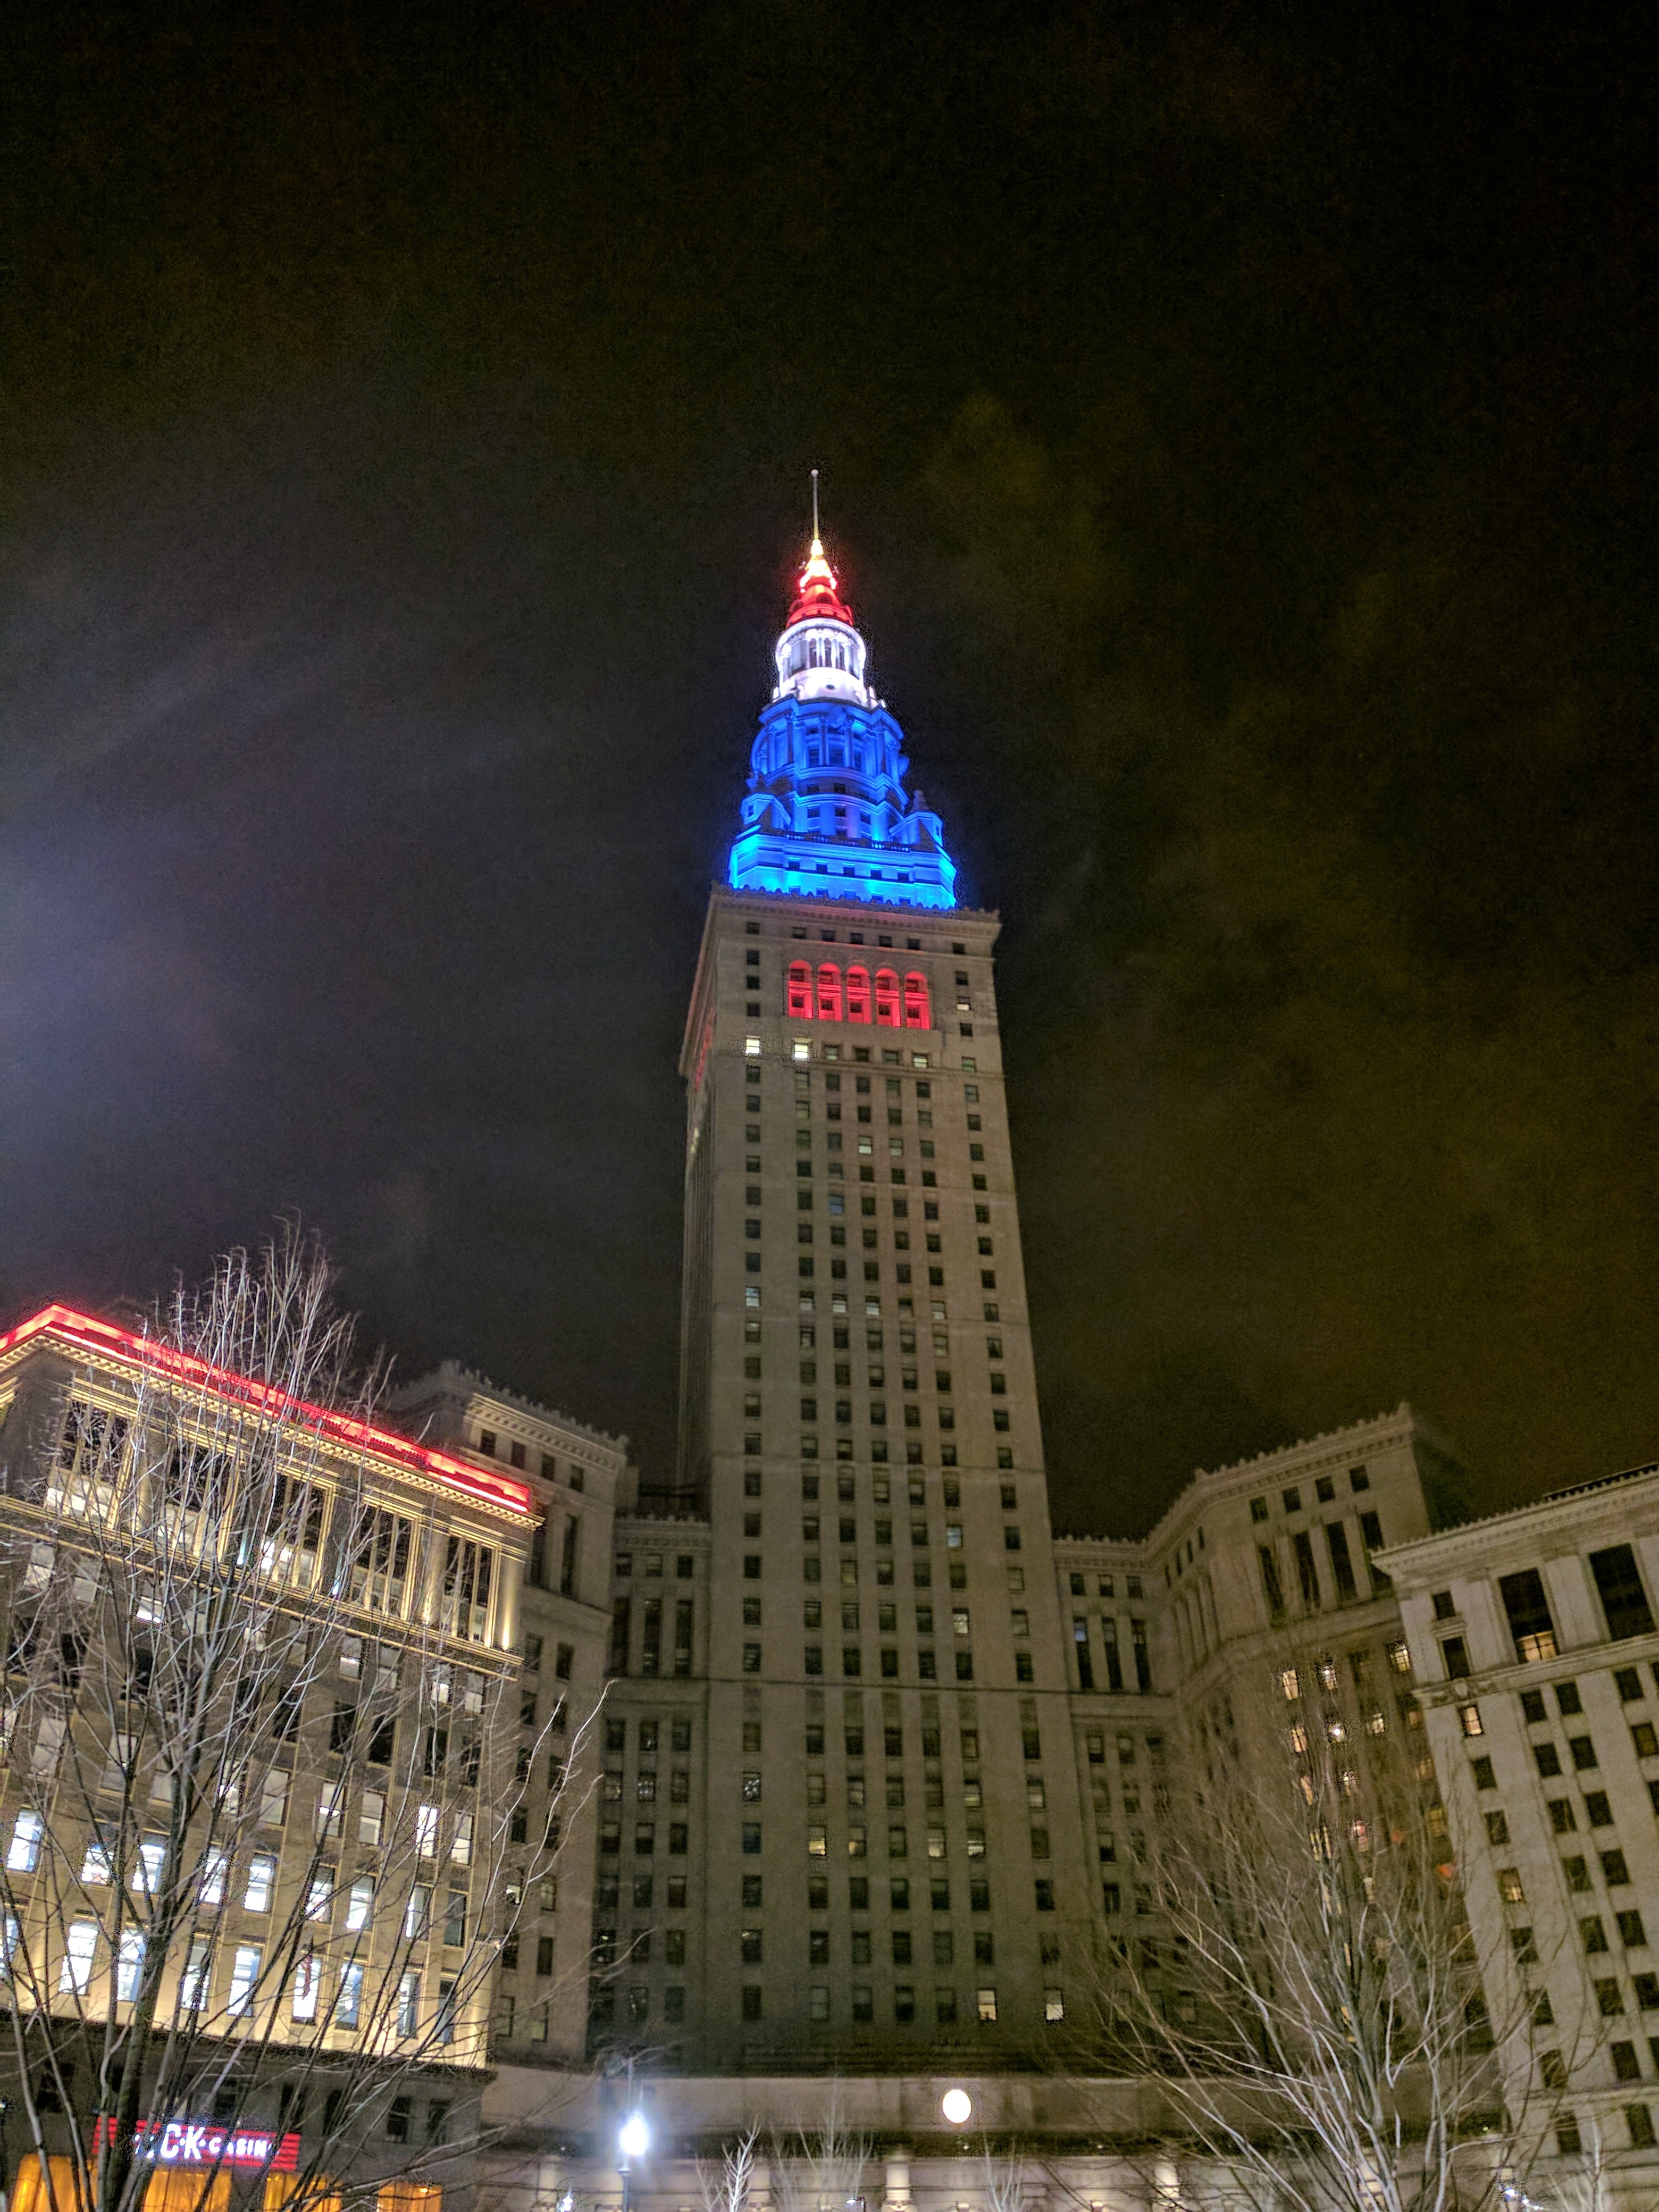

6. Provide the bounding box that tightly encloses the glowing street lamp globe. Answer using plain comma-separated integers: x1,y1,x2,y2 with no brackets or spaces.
940,2089,973,2126
618,2114,651,2164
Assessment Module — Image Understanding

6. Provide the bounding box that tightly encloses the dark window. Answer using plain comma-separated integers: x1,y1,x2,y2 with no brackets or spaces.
1293,1530,1320,1608
1357,1512,1390,1588
1258,1546,1285,1618
1326,1523,1357,1602
1591,1547,1656,1641
1498,1569,1557,1661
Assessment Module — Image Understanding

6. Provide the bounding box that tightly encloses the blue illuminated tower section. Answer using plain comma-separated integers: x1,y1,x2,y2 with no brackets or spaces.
728,536,957,909
668,529,1092,2074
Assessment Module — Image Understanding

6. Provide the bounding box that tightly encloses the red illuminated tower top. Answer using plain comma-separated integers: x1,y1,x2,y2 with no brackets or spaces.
785,534,856,630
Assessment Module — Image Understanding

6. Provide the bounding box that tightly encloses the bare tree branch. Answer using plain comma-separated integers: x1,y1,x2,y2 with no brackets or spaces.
1086,1636,1574,2212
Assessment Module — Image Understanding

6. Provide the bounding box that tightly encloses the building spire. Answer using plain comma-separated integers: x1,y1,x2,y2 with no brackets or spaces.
786,490,855,629
726,521,957,911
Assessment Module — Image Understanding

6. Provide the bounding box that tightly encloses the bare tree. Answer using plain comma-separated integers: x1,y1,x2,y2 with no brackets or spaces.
0,1230,595,2212
971,2141,1026,2212
1092,1641,1571,2212
767,2088,869,2212
695,2128,757,2212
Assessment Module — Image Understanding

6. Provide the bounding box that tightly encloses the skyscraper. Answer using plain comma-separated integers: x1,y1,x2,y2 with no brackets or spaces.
664,531,1097,2065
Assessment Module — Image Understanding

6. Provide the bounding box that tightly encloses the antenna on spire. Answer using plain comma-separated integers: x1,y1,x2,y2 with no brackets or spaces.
810,467,820,546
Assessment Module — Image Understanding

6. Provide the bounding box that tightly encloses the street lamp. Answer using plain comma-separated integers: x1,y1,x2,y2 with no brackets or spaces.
618,2108,650,2212
618,2114,651,2165
940,2089,973,2126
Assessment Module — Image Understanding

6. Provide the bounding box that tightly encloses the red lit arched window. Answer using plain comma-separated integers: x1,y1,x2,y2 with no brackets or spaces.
874,969,901,1027
844,966,872,1023
817,963,843,1023
786,960,814,1019
903,971,932,1029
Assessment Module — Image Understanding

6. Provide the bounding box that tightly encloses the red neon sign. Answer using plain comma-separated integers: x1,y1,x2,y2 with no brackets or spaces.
0,1306,533,1519
91,2118,300,2172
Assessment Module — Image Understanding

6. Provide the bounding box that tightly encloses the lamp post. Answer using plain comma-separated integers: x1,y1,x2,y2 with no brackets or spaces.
617,2109,650,2212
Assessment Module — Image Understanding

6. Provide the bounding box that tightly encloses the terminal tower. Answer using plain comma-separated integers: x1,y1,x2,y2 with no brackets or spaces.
665,526,1099,2063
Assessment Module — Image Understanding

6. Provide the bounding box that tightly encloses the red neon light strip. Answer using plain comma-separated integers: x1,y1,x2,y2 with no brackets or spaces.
92,2119,301,2172
0,1306,533,1518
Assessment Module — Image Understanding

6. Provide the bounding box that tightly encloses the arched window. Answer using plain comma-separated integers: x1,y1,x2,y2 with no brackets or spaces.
874,968,901,1027
845,965,872,1023
786,961,814,1019
903,972,932,1029
817,964,843,1023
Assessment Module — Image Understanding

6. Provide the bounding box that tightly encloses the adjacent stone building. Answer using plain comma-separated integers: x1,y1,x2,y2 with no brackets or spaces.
0,1300,538,2212
1386,1463,1659,2176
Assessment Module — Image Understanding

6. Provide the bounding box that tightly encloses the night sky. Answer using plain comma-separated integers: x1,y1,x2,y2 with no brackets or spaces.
2,4,1654,1536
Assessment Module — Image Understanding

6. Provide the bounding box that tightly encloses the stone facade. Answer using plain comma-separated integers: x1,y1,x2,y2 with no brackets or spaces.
0,1302,539,2212
1386,1463,1659,2192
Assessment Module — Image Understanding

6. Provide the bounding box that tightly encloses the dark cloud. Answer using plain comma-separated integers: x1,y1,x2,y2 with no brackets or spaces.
0,2,1653,1530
